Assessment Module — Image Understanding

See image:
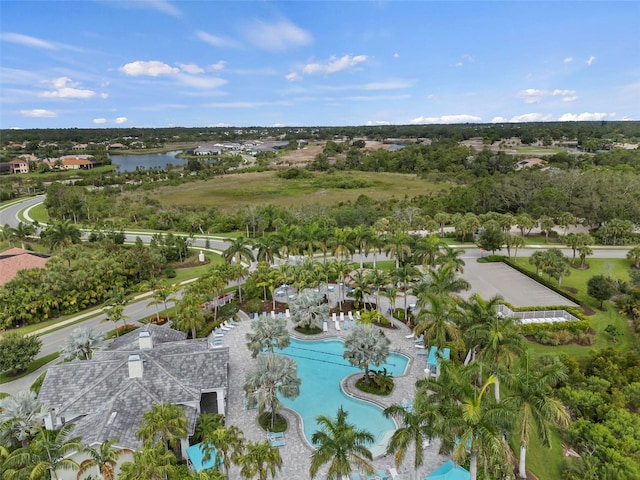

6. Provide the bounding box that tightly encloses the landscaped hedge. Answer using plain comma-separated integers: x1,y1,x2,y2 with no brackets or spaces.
501,258,582,305
499,301,590,336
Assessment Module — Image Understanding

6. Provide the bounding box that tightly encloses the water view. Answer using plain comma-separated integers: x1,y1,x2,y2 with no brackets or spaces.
109,151,186,172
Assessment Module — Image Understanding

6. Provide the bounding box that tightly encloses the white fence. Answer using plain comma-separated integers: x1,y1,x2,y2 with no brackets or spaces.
497,304,579,325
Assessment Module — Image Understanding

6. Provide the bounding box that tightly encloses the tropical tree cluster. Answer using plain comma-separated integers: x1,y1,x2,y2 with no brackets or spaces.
0,240,166,329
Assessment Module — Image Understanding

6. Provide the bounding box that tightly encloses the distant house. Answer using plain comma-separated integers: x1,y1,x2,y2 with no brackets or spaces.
108,143,126,150
37,324,230,468
0,248,49,285
7,158,29,173
515,157,546,170
44,156,97,170
72,143,88,150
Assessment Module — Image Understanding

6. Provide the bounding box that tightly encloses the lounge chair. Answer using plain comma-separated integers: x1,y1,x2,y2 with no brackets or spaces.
413,335,424,343
332,312,337,322
267,429,284,440
222,321,235,329
271,311,276,319
343,319,349,330
348,311,354,321
405,332,415,339
414,344,426,349
213,328,226,336
269,438,285,447
229,318,241,326
416,349,428,355
323,321,329,332
340,312,345,322
388,467,399,479
285,308,290,318
219,323,232,331
377,469,389,480
335,319,341,331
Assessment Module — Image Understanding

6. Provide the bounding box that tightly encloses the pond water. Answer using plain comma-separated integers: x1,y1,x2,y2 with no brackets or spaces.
109,151,186,172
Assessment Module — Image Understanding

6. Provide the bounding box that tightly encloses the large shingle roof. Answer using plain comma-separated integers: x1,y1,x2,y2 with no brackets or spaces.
38,328,229,450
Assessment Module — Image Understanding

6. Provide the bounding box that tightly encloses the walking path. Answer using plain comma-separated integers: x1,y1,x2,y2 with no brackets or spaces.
218,284,447,480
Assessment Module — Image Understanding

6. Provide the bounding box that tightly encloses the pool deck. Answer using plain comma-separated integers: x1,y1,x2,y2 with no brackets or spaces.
220,288,449,479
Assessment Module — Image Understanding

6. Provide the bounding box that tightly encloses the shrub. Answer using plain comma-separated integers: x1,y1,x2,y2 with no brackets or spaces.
534,331,556,345
163,267,176,278
577,332,596,345
549,330,574,345
245,298,263,313
276,167,312,179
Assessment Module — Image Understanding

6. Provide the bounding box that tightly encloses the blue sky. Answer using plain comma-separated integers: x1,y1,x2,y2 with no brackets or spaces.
1,1,638,129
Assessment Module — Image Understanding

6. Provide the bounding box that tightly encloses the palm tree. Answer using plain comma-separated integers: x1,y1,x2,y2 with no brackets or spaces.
343,324,391,384
414,234,446,268
12,221,36,249
577,244,593,269
5,424,84,480
329,259,352,308
352,225,374,268
505,234,526,260
193,413,225,444
136,403,188,452
383,286,400,317
391,263,420,317
175,293,207,340
627,245,640,269
413,293,463,351
417,362,515,480
435,245,466,273
462,293,524,402
365,268,388,312
504,351,570,478
329,227,355,260
273,224,298,259
383,229,412,268
298,221,325,259
383,389,438,469
415,263,470,301
202,425,245,478
246,314,290,358
309,407,375,479
253,233,280,265
244,353,301,429
61,327,104,361
118,446,175,480
41,219,82,252
223,235,255,266
0,390,47,448
103,301,128,336
76,437,133,480
239,440,283,480
349,269,370,309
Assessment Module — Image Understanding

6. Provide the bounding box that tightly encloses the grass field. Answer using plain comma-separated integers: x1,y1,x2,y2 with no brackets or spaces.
149,170,448,212
513,257,637,357
21,202,49,224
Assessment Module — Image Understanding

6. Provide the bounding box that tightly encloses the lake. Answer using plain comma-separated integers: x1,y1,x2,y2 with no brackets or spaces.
110,151,187,172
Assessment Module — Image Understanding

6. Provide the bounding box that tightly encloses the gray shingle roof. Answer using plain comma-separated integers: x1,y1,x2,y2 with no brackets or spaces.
37,329,229,450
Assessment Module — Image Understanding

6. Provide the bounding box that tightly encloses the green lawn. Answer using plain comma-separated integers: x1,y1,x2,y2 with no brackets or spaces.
512,257,637,358
149,170,449,212
0,352,59,384
21,202,49,224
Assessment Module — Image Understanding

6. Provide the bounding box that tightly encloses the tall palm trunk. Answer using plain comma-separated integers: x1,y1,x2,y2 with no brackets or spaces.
518,444,527,478
494,377,501,403
469,449,478,480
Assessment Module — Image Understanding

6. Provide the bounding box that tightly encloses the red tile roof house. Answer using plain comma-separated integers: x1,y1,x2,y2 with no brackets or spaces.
7,158,29,174
44,157,97,170
0,248,50,285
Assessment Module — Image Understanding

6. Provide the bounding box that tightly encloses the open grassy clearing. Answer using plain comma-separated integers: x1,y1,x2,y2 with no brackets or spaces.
149,170,448,212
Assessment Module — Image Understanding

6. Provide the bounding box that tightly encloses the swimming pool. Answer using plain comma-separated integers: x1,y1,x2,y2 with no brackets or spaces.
275,337,409,457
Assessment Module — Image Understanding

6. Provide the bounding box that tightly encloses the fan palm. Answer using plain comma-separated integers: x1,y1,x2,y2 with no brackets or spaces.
343,324,391,384
246,314,290,358
309,407,375,479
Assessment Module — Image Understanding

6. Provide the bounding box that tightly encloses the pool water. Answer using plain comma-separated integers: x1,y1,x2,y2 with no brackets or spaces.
275,337,409,456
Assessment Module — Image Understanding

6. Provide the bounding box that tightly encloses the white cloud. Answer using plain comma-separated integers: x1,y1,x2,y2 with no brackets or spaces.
363,80,412,90
491,116,509,123
1,32,56,50
20,109,56,118
285,72,302,82
244,18,312,52
393,53,399,58
178,63,204,74
564,57,573,63
302,54,368,75
121,60,180,76
205,101,291,108
562,96,578,103
196,31,240,48
100,93,109,99
454,62,464,67
586,55,596,66
366,120,390,125
558,112,610,121
93,118,107,124
518,88,577,104
176,74,226,89
115,116,128,124
39,77,96,99
509,113,554,122
109,0,181,17
208,61,227,72
410,114,482,124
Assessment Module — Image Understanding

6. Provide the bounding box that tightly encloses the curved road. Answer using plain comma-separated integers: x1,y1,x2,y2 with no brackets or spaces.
0,196,632,394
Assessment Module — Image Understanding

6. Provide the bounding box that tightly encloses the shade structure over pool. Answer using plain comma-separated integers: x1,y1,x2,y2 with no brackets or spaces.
425,460,470,480
186,442,222,472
